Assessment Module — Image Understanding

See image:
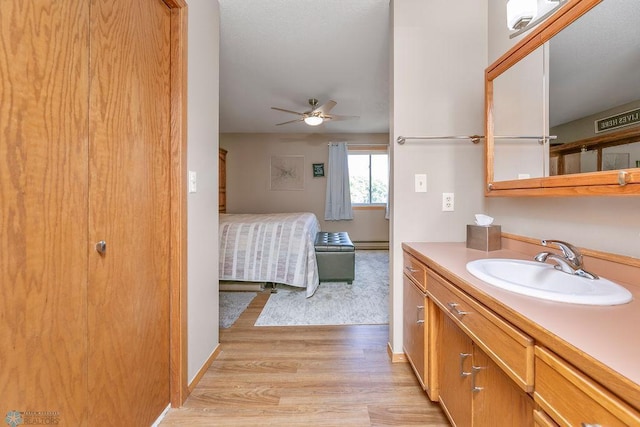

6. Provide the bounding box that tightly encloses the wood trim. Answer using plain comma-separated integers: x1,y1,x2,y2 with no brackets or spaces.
487,0,601,80
483,0,640,196
489,169,640,189
352,205,386,211
501,232,640,269
347,144,389,151
387,342,408,363
187,344,222,393
487,182,640,197
168,0,188,408
549,126,640,156
484,71,494,193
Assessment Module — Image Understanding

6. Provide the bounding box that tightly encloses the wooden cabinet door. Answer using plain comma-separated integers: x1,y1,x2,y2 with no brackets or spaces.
472,346,534,426
87,0,171,424
403,276,427,387
438,314,473,427
0,1,90,424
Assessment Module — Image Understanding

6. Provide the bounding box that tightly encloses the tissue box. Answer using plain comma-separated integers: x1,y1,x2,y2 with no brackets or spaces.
466,225,501,251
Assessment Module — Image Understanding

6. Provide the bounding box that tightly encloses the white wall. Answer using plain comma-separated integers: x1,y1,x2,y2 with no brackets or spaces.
390,0,487,352
492,45,546,180
187,0,220,383
220,132,390,243
486,0,640,259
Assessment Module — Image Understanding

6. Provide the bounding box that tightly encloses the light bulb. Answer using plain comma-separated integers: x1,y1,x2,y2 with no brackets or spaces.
304,116,323,126
507,0,537,30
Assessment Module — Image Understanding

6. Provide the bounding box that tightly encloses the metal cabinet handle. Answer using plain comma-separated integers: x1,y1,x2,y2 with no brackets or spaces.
405,266,418,273
471,365,484,392
581,424,602,427
447,302,469,317
416,305,424,324
95,240,107,256
459,353,471,377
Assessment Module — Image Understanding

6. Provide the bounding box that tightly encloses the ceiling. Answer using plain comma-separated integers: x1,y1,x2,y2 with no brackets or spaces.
218,0,390,134
218,0,639,135
549,0,640,127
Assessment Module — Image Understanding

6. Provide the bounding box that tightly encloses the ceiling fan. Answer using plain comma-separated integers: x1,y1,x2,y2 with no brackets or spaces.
271,98,358,126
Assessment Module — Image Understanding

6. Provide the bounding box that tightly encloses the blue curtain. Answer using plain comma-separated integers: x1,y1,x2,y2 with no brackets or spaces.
324,142,353,220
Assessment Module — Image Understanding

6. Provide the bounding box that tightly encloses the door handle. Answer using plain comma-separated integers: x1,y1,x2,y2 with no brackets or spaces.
95,240,107,256
416,305,424,324
459,353,471,377
471,365,484,392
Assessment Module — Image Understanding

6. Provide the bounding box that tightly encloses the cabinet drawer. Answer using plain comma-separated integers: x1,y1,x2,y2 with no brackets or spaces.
533,409,558,427
534,346,640,427
427,269,534,392
403,251,427,291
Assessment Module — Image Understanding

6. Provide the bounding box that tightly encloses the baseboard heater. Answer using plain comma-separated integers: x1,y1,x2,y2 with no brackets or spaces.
353,241,389,250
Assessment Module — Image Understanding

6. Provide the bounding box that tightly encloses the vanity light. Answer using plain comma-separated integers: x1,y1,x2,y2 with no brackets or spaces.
304,115,323,126
507,0,565,38
507,0,537,30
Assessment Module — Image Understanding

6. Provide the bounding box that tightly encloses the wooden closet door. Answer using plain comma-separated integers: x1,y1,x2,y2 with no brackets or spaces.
87,0,172,425
0,1,90,425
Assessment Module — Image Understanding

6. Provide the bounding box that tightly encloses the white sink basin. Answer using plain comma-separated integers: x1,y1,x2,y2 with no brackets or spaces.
466,259,632,306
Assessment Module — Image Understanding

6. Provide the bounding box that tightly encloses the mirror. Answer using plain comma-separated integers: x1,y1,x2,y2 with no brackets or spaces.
485,0,640,196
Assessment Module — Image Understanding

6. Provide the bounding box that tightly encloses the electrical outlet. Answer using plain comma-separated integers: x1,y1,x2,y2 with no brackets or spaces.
442,192,454,211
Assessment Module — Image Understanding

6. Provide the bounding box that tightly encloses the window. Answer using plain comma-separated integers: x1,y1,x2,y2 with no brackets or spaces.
348,149,388,206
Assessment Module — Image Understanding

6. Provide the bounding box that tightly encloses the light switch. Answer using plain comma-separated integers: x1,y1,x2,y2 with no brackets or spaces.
188,170,197,193
414,174,427,192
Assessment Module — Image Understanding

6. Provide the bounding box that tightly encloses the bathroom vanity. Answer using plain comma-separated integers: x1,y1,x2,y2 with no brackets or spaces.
402,237,640,426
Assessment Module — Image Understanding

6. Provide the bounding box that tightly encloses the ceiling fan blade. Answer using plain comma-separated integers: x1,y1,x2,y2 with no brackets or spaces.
323,114,359,122
313,100,337,114
275,118,304,126
271,107,304,116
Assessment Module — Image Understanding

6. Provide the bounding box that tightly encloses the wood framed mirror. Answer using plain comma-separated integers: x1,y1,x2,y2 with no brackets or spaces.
485,0,640,196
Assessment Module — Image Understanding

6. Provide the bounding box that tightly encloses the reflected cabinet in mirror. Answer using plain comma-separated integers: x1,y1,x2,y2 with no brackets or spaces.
485,0,640,196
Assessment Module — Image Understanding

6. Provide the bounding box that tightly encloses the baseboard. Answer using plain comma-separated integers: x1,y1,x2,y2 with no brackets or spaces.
188,343,222,393
151,404,171,427
387,342,408,363
219,281,265,292
354,241,389,250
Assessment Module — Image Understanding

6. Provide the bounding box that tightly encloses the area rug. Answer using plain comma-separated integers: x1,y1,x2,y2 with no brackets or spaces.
219,292,257,328
255,250,388,326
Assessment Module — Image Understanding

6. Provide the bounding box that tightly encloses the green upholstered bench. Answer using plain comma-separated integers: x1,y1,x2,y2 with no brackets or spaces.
314,231,355,284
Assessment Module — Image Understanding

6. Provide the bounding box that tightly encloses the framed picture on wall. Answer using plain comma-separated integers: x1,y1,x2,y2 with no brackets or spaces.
270,155,304,190
312,163,325,177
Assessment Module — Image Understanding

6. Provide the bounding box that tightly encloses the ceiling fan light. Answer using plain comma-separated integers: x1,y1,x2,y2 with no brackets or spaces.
507,0,537,30
304,116,323,126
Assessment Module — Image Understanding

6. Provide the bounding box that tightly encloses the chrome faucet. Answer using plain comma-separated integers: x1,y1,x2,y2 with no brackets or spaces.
534,239,599,280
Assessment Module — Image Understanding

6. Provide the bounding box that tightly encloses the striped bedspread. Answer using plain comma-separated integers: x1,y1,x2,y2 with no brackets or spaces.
219,212,321,297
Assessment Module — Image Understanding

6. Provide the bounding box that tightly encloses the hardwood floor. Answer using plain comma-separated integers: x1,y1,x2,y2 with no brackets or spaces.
161,291,450,426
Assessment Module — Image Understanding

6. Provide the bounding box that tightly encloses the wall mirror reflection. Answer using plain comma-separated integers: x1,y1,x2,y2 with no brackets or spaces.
548,0,640,176
486,0,640,196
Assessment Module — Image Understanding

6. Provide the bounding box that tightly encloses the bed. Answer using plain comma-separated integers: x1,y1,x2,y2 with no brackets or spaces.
219,212,321,297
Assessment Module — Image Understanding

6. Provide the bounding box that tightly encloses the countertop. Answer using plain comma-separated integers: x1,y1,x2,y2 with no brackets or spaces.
402,241,640,410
